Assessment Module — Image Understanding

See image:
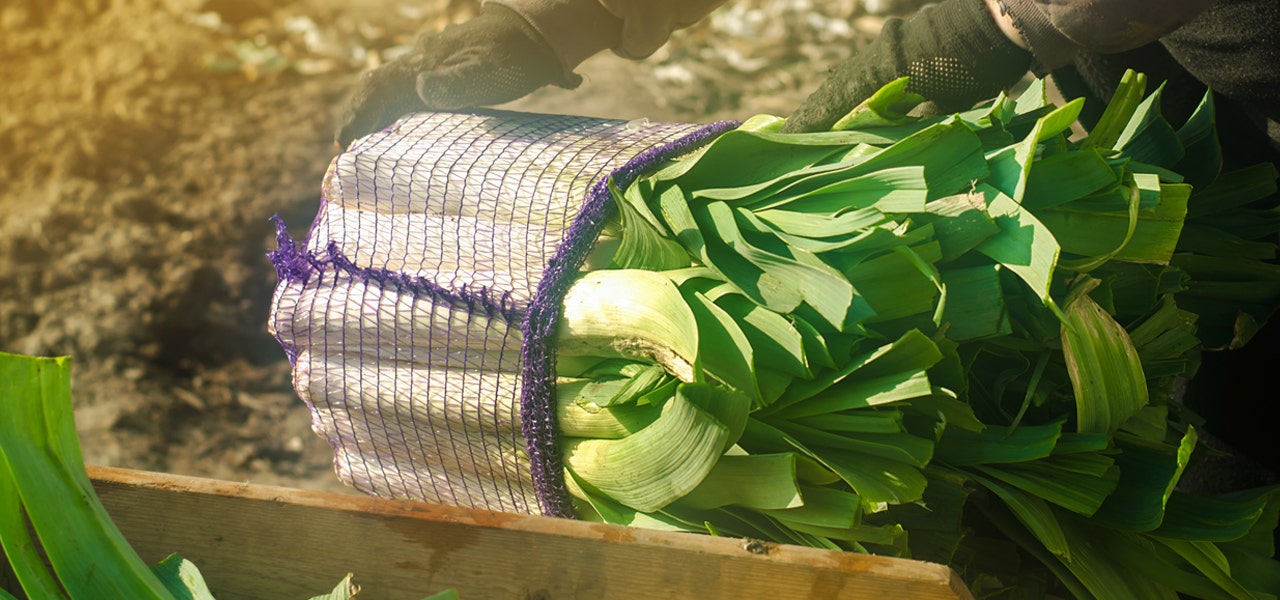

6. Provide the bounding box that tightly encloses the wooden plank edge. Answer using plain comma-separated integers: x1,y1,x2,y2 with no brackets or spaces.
84,465,974,600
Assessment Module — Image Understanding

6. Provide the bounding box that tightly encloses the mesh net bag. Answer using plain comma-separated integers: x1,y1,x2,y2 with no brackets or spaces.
268,110,734,516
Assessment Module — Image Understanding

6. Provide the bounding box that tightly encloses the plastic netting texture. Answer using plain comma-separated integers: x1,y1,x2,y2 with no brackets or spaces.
269,110,732,516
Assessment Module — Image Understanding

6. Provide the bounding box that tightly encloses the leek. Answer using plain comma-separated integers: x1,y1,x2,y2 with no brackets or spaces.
557,69,1280,598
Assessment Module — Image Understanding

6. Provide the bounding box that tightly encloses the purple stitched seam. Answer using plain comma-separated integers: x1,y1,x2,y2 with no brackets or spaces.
518,120,740,519
267,215,309,366
267,215,523,367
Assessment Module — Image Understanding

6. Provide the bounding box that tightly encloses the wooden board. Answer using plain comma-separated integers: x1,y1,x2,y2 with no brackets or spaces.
64,466,974,600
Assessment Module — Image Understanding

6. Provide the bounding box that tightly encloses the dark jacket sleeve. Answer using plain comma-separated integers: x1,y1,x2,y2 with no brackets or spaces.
1000,0,1217,72
491,0,727,69
1005,0,1278,145
1160,0,1280,124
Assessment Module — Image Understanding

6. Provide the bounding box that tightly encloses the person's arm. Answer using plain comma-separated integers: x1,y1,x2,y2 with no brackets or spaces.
595,0,730,59
783,0,1033,132
782,0,1225,133
334,2,603,147
1160,0,1280,125
984,0,1028,50
998,0,1217,73
492,0,728,63
335,0,726,148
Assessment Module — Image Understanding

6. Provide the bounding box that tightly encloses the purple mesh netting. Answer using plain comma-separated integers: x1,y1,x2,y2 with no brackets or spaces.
268,109,734,515
518,121,737,518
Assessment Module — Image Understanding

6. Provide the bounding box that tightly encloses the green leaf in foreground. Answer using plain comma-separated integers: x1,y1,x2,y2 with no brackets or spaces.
699,200,855,330
985,98,1084,203
1154,538,1259,600
651,128,847,190
1156,486,1280,543
1172,89,1221,188
1115,84,1186,169
0,461,64,599
0,352,176,599
968,471,1071,560
706,286,810,379
1044,174,1190,266
555,379,663,438
844,242,944,324
916,192,1001,262
935,421,1062,467
1021,148,1120,211
1082,69,1148,152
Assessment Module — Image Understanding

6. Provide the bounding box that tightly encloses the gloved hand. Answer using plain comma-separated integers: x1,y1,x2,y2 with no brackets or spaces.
335,4,580,148
782,0,1032,133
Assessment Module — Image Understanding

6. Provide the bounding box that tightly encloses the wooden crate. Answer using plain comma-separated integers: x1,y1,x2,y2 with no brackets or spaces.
3,466,973,599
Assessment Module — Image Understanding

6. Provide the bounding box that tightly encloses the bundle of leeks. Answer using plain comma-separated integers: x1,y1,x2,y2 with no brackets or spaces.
552,72,1280,598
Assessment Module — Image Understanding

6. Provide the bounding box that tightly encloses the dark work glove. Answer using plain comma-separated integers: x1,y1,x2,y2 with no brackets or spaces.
782,0,1032,133
335,4,580,148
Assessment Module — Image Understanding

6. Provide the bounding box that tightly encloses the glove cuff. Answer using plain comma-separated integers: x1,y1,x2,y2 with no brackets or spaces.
487,0,622,84
894,0,1032,111
997,0,1080,74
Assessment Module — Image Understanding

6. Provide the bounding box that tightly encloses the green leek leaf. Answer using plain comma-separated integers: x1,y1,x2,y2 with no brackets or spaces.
968,470,1071,559
936,421,1062,466
916,192,1001,262
684,288,760,402
976,455,1119,517
704,286,809,379
1156,486,1280,543
675,454,803,510
696,200,856,329
976,184,1060,302
150,554,216,600
761,485,861,529
1083,69,1148,151
1090,429,1197,531
1060,283,1149,433
1022,148,1121,211
564,388,729,512
830,76,924,130
844,242,944,323
1115,84,1186,169
769,329,941,414
1155,538,1257,600
939,264,1011,341
609,178,691,270
556,380,663,438
0,353,175,599
1173,89,1222,188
